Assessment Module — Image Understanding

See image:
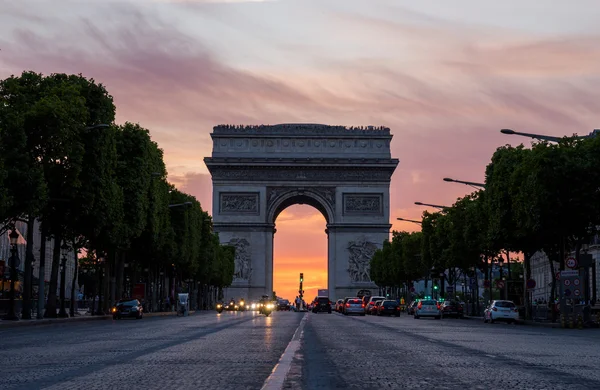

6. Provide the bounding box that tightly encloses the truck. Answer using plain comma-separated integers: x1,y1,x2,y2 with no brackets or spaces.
317,289,328,297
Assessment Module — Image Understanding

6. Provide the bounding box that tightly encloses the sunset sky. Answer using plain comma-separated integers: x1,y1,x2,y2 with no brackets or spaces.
2,1,600,300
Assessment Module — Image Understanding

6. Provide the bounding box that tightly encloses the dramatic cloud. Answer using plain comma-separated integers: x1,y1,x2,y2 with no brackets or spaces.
2,1,600,299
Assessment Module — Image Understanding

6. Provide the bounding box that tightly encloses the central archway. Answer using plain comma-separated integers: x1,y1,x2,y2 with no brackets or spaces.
268,189,334,298
273,204,327,303
205,123,398,301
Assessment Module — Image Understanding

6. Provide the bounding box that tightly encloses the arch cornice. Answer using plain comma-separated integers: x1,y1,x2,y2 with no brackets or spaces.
266,187,335,224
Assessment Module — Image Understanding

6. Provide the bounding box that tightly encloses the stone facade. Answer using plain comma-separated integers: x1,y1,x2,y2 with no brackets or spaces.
205,124,399,301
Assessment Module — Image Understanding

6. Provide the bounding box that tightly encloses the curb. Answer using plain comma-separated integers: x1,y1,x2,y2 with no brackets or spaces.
0,315,112,329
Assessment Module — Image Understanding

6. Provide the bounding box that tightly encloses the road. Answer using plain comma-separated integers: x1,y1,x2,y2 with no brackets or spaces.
2,311,600,389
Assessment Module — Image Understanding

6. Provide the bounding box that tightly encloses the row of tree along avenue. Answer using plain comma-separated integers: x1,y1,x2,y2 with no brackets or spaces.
371,133,600,320
0,71,234,319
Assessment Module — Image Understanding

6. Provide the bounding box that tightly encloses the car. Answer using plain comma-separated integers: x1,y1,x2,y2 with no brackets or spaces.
440,300,464,318
484,300,519,324
335,299,344,312
414,299,441,319
277,299,291,311
343,298,365,316
112,298,143,320
377,300,401,317
225,299,239,311
367,300,383,315
364,296,386,314
312,296,332,313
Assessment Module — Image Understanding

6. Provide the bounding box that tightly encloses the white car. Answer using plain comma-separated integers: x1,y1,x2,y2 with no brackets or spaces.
413,299,441,319
484,300,519,324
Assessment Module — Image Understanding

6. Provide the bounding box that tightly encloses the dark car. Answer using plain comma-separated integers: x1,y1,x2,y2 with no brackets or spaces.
441,300,464,318
277,299,291,311
377,300,401,317
112,298,143,320
312,296,332,313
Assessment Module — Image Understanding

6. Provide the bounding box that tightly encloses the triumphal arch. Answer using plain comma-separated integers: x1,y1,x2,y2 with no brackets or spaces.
204,124,398,301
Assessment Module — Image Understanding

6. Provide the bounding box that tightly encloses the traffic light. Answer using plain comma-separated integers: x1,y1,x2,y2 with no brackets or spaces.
433,285,439,291
300,273,304,282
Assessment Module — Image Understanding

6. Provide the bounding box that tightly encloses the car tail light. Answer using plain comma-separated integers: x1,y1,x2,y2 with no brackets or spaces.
396,306,400,310
346,303,350,307
492,307,498,311
513,308,518,312
361,304,365,308
417,302,422,309
437,304,441,310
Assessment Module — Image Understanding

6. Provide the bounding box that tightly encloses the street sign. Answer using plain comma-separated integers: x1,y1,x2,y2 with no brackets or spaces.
564,279,571,286
526,279,536,289
573,279,580,286
446,286,454,293
566,257,578,269
469,277,476,287
574,289,581,297
560,270,579,278
564,289,572,297
496,281,505,289
555,272,561,281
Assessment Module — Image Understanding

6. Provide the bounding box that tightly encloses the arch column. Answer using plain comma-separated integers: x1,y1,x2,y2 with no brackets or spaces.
326,227,336,299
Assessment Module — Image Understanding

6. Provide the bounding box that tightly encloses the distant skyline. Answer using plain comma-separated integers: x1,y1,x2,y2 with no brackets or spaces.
2,0,600,300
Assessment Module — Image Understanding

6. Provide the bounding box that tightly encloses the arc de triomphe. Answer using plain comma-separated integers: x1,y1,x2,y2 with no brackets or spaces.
204,124,398,301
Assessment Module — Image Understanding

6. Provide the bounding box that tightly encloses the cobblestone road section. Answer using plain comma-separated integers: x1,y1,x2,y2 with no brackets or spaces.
0,311,303,390
284,313,600,390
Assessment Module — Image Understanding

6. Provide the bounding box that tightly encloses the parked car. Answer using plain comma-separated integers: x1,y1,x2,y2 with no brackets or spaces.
413,299,441,319
484,300,519,324
377,300,401,317
440,300,464,318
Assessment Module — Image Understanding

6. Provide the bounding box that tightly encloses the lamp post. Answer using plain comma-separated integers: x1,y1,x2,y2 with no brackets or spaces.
443,177,485,189
57,246,69,318
3,230,20,320
96,255,105,315
396,217,422,225
414,201,449,210
500,128,599,143
168,202,193,208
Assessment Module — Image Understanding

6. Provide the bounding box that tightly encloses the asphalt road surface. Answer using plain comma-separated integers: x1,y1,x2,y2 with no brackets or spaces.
2,311,600,390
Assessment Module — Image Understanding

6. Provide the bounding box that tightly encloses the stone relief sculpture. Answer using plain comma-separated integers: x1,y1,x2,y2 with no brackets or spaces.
229,238,252,281
214,169,392,182
345,195,381,213
347,238,379,283
220,193,258,213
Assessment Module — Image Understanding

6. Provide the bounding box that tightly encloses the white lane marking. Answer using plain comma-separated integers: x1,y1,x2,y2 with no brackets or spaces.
261,313,308,390
485,354,497,358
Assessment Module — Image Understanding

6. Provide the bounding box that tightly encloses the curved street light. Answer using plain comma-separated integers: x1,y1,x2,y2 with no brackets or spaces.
396,217,422,225
168,202,193,209
443,177,485,189
414,201,449,210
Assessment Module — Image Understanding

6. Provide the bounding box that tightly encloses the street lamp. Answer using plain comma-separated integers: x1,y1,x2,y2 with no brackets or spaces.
168,202,193,208
414,201,449,210
396,217,422,225
95,254,105,315
57,244,70,318
3,230,20,320
443,177,485,189
500,128,599,143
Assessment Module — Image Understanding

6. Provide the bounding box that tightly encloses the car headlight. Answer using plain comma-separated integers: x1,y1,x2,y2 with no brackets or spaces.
111,307,116,313
251,303,257,309
217,304,222,308
240,302,244,306
266,303,274,309
235,305,239,309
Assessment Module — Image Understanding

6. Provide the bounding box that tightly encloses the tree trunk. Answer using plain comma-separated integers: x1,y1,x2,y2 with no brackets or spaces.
549,254,556,322
70,246,78,317
22,216,36,319
115,251,125,300
37,225,47,319
44,233,62,318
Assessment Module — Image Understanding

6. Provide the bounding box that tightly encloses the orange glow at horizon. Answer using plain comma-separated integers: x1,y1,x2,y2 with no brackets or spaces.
273,205,327,302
